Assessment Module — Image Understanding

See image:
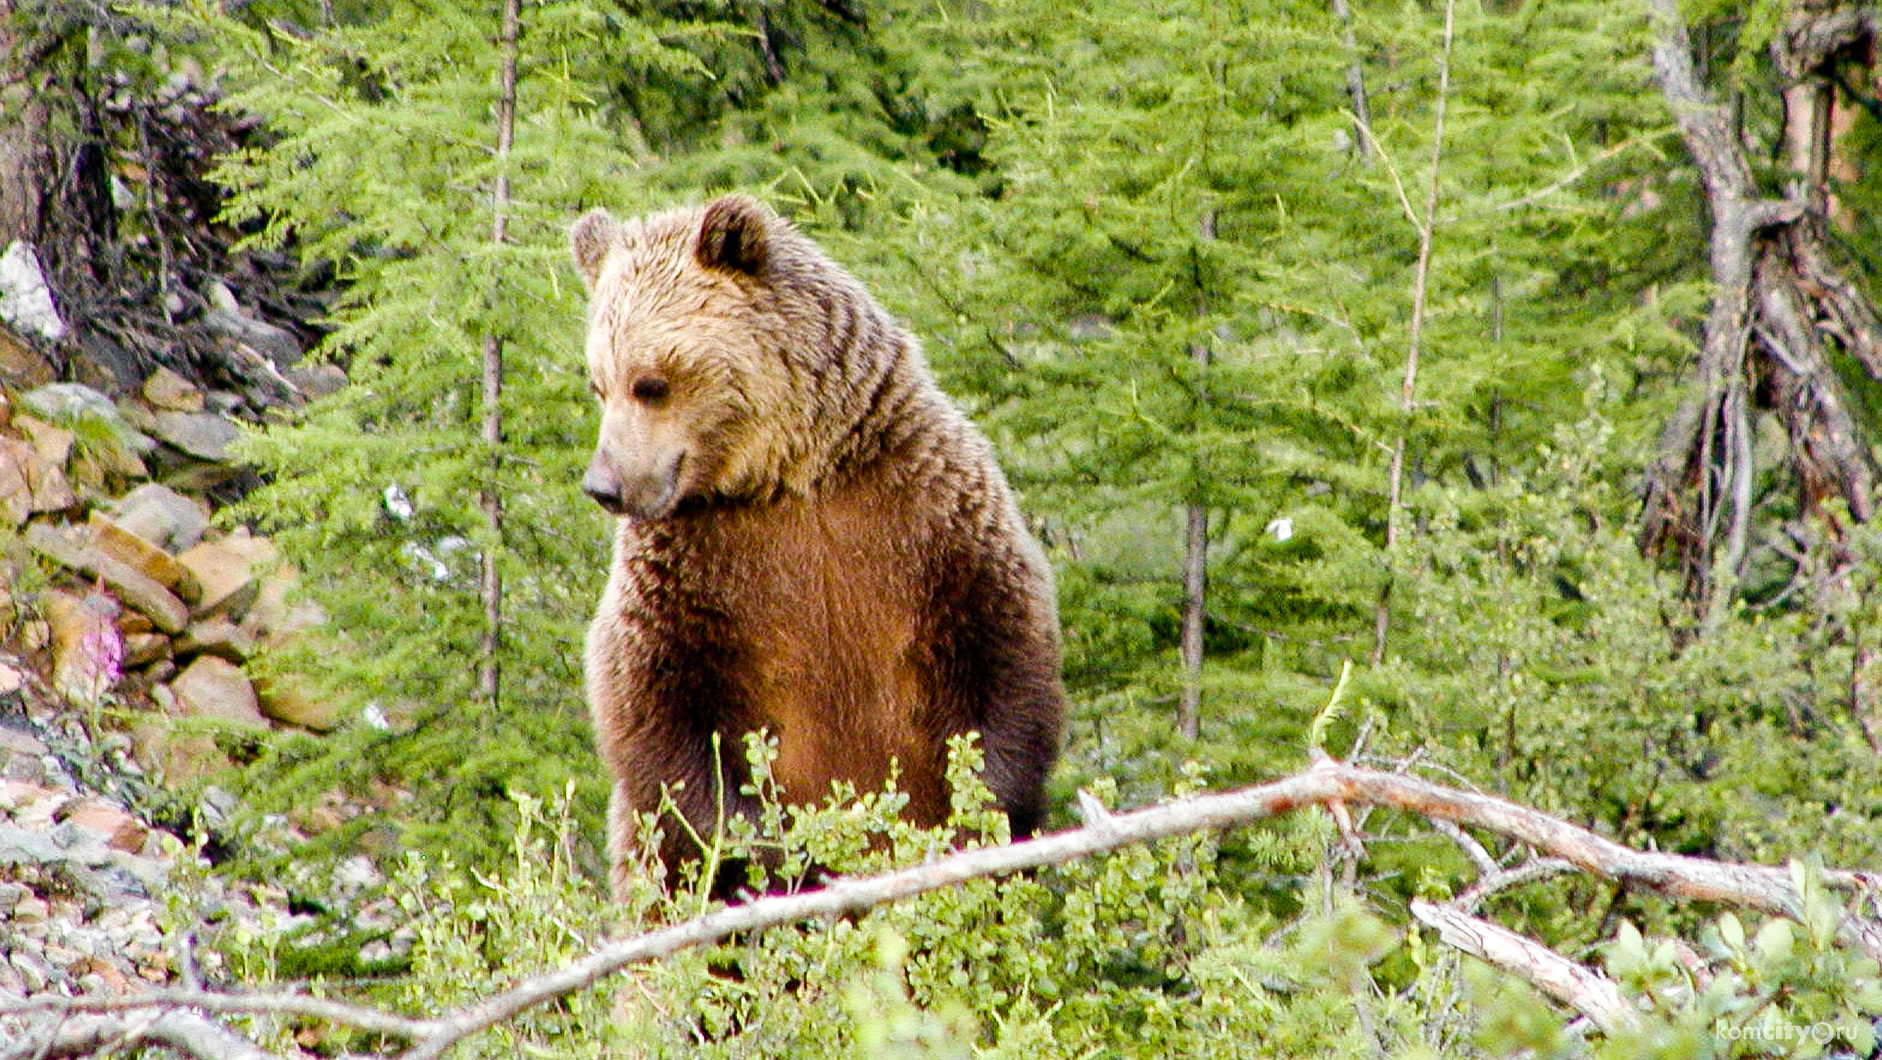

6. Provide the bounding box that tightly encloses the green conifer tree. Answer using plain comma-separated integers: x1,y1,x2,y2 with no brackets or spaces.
153,0,991,872
880,0,1682,795
155,0,716,867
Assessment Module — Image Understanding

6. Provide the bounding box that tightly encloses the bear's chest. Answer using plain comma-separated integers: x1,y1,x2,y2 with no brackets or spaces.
652,481,939,795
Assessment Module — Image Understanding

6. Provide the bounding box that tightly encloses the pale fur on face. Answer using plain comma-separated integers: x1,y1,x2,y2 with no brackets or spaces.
570,195,925,516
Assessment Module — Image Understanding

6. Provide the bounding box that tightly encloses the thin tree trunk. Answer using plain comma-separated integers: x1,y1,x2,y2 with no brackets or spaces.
1178,501,1206,741
1372,0,1454,666
1329,0,1373,162
1178,209,1218,742
479,0,519,712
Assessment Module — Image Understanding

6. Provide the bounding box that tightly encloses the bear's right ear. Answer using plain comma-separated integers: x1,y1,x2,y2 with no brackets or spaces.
694,195,772,277
570,209,624,288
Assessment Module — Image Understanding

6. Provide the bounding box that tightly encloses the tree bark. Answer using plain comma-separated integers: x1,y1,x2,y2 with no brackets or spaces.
478,0,519,712
1410,900,1636,1034
1639,0,1882,604
1328,0,1373,162
1178,209,1218,741
1178,500,1206,740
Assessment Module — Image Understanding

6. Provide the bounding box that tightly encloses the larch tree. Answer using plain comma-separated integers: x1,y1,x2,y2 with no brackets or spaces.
1639,0,1882,613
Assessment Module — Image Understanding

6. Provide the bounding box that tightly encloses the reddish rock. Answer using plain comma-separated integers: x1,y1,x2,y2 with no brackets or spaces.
56,797,147,853
0,434,74,523
0,778,56,814
169,656,266,727
116,610,155,635
122,633,171,668
27,522,190,634
85,512,201,601
175,539,262,620
0,442,26,526
246,565,324,641
0,326,54,387
14,413,74,467
41,589,124,704
142,366,205,413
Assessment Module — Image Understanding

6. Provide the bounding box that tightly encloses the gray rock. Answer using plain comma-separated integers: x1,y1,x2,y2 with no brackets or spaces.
203,309,304,369
0,241,66,341
111,483,212,552
2,752,45,783
106,850,169,894
149,409,239,462
46,821,113,864
286,363,348,399
0,724,48,757
19,383,155,468
0,825,62,866
20,382,117,424
9,951,50,992
82,864,150,903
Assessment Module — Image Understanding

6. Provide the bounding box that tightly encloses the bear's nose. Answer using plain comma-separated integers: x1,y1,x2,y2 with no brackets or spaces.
583,455,627,515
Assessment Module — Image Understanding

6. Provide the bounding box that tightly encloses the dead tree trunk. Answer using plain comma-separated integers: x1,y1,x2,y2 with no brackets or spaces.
0,0,116,381
1638,0,1882,609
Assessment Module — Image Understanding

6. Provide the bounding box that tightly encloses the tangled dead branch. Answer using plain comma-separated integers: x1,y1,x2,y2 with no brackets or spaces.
1638,0,1882,605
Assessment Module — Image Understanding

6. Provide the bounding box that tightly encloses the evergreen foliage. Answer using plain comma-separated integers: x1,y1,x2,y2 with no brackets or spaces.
116,0,1882,1049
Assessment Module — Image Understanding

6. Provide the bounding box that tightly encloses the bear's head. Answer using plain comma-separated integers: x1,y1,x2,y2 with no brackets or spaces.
569,195,896,520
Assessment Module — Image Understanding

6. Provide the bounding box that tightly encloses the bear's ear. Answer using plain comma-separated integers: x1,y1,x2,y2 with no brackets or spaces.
570,208,623,287
694,195,772,277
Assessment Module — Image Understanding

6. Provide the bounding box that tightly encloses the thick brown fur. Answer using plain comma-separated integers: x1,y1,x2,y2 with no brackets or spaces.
571,195,1065,898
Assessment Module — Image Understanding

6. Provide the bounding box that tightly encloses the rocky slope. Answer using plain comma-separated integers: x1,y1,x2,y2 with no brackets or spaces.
0,321,367,1032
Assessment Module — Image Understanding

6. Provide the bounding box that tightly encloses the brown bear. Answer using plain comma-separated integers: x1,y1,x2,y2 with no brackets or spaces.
569,195,1065,897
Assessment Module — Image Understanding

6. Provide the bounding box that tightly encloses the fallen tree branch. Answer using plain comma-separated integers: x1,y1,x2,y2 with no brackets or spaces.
1,989,436,1042
5,1010,280,1060
8,759,1882,1060
1410,900,1636,1034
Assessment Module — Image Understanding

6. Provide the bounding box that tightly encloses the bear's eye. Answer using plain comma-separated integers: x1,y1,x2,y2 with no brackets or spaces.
630,375,671,403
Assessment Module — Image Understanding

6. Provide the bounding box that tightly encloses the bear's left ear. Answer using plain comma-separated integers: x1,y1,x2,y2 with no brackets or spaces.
570,208,623,288
695,195,773,277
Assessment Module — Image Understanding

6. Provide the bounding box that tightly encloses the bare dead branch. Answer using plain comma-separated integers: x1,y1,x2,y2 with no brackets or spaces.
1455,857,1577,913
1431,817,1498,875
0,990,435,1040
1410,900,1636,1034
2,1011,279,1060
